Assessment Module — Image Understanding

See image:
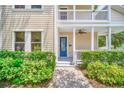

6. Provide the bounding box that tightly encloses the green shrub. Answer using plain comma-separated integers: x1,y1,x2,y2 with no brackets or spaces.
0,50,25,59
0,50,56,85
80,50,124,67
11,60,54,84
0,50,56,62
87,61,124,86
27,51,56,62
0,58,55,84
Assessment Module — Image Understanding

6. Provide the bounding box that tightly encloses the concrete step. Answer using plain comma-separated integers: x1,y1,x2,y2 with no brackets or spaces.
56,63,75,67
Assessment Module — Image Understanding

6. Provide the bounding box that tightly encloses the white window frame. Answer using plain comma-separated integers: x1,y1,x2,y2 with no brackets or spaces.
12,29,44,52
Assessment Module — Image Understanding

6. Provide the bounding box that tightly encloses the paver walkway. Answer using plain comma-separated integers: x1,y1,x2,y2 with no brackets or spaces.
48,66,92,88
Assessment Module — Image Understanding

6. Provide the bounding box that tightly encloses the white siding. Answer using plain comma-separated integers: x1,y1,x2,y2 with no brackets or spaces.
111,9,124,22
0,5,54,51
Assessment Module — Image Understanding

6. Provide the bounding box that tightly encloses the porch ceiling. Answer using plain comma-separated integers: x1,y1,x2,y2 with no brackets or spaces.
58,27,124,35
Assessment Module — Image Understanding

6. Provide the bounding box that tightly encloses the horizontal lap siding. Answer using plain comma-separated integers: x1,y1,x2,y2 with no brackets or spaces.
111,9,124,22
1,5,54,51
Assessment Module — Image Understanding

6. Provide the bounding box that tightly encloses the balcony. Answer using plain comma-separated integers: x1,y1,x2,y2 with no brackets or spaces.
57,5,109,23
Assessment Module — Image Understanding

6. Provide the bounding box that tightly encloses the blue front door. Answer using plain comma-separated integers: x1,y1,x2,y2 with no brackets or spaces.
60,37,67,57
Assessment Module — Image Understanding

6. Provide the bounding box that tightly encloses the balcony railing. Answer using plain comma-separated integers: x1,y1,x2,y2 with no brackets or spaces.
58,10,109,22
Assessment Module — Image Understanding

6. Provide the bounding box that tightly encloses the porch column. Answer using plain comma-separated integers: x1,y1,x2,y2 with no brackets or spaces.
108,27,111,50
91,27,94,50
73,5,76,21
73,28,76,64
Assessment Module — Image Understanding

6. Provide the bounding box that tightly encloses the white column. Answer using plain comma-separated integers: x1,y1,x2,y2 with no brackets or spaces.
54,5,58,62
25,31,31,52
91,5,94,21
73,5,76,21
73,28,76,64
108,5,111,22
91,27,94,50
108,27,111,50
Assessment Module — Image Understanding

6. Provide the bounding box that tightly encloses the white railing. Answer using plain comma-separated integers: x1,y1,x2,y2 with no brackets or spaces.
74,50,84,64
75,49,92,64
75,11,92,20
58,10,109,21
93,10,108,20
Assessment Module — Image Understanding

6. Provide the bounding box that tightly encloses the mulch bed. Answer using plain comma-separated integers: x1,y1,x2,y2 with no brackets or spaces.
0,79,52,88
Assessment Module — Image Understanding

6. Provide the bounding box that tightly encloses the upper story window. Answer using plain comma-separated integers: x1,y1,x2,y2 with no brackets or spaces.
13,5,43,10
31,5,42,9
14,5,25,9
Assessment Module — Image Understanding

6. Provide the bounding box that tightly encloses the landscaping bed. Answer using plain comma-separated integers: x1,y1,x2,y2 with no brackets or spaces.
80,50,124,87
0,50,56,88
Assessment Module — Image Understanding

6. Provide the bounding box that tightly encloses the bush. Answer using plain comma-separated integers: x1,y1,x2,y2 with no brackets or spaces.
11,60,55,84
27,51,56,61
81,50,124,66
0,50,56,85
87,61,124,86
0,50,25,59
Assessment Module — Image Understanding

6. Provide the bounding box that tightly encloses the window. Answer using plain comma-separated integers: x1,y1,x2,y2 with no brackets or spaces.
60,8,68,20
15,32,25,51
14,5,25,9
31,5,42,9
31,32,42,51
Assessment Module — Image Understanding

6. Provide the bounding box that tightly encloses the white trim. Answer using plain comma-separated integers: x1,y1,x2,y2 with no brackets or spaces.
11,32,15,51
57,20,109,23
57,23,124,27
59,35,69,58
58,10,108,12
25,31,31,52
54,5,58,62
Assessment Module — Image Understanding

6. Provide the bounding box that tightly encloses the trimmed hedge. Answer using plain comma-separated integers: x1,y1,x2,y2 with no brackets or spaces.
0,50,55,62
87,61,124,86
0,50,56,85
81,50,124,63
0,50,25,59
